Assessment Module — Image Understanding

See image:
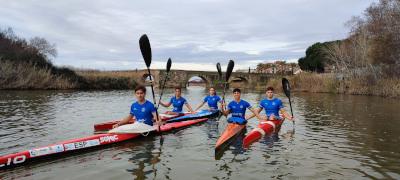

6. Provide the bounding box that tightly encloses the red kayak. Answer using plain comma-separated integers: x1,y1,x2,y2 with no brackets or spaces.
0,118,207,169
215,123,246,151
94,113,185,132
242,119,284,148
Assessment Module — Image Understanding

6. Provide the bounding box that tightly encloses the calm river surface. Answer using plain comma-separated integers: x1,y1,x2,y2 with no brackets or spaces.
1,87,399,179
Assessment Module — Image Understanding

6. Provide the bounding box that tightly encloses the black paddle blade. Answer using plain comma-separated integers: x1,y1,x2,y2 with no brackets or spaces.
282,78,291,98
225,60,234,82
216,63,222,77
139,34,152,67
166,58,172,72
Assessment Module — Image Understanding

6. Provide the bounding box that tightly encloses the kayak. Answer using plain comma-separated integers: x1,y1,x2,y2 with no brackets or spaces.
94,113,184,132
215,117,246,151
166,110,220,123
242,119,284,148
0,118,208,169
94,110,219,132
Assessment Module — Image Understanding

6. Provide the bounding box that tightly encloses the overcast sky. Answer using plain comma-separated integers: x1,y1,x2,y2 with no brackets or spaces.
1,0,375,71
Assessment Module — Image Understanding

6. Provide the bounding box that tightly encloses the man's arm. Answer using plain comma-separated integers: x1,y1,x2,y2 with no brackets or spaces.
194,102,206,111
185,103,195,113
112,114,134,128
245,107,262,121
159,101,171,107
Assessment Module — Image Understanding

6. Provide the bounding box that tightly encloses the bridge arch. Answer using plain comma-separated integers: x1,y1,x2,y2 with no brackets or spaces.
187,75,208,87
229,76,249,88
185,73,213,88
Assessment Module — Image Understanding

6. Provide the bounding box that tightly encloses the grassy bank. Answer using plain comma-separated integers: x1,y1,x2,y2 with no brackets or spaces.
0,60,79,89
266,72,400,98
76,70,137,89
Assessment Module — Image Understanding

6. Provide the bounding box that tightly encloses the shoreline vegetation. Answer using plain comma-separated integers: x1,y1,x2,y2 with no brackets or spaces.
1,0,399,98
0,28,137,90
266,0,400,98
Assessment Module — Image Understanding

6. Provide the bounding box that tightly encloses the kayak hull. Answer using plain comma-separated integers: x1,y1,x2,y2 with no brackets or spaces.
242,120,284,148
167,110,220,123
215,123,245,151
0,118,208,169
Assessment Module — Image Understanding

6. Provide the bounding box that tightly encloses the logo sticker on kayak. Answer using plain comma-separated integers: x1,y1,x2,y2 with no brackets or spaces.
29,144,64,157
64,139,100,151
100,135,119,143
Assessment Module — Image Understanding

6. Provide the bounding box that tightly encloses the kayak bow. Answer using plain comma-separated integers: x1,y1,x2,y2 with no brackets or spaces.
215,123,245,151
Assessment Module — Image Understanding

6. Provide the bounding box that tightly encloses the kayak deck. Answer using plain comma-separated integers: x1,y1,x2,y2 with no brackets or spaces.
0,118,208,169
93,110,219,132
215,123,246,151
93,113,184,132
242,119,284,148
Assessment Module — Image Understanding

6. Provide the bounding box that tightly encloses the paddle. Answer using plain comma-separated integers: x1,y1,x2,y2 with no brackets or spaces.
139,34,161,131
216,62,222,79
282,78,294,126
222,60,234,103
157,58,172,109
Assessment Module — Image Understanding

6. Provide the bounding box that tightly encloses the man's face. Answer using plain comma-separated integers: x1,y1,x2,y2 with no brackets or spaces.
175,89,181,96
233,91,241,99
135,90,145,100
209,88,215,95
266,90,274,98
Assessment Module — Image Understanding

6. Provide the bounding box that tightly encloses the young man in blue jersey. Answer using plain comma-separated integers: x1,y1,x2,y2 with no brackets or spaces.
220,88,263,124
194,87,221,111
112,85,162,129
254,87,294,121
159,87,195,115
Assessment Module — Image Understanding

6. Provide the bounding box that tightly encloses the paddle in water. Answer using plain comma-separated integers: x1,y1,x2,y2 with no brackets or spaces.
282,78,294,127
157,58,172,109
139,34,161,131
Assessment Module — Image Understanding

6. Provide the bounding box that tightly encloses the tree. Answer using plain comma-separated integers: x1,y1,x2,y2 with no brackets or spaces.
29,37,57,60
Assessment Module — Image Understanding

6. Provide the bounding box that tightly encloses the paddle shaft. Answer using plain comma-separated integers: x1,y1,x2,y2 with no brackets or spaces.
157,71,169,109
146,68,161,129
288,96,294,125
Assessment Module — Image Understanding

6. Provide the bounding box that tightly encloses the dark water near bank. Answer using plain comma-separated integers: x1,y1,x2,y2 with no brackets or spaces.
0,88,399,179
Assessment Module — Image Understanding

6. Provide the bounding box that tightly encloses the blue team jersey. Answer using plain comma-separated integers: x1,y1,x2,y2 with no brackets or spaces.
203,95,221,110
169,96,187,113
259,98,283,118
227,100,252,118
130,100,156,126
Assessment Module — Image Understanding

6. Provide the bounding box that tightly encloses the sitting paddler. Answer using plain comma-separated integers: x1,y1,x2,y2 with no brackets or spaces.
220,88,263,124
159,87,195,115
248,87,294,121
112,85,162,129
194,87,222,111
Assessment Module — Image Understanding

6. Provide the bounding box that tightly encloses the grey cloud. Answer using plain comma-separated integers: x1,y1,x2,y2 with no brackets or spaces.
0,0,376,70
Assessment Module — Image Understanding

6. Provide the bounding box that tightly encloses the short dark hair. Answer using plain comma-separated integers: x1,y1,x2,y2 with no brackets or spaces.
266,87,274,91
135,85,146,93
232,88,241,93
175,87,182,91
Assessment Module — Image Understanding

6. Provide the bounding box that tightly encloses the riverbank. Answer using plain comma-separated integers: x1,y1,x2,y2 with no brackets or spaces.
0,60,137,90
267,72,400,98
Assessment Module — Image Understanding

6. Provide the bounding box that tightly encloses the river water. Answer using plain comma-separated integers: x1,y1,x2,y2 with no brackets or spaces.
0,87,399,179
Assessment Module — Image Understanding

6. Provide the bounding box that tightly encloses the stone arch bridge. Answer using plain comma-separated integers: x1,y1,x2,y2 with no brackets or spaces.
132,69,274,89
